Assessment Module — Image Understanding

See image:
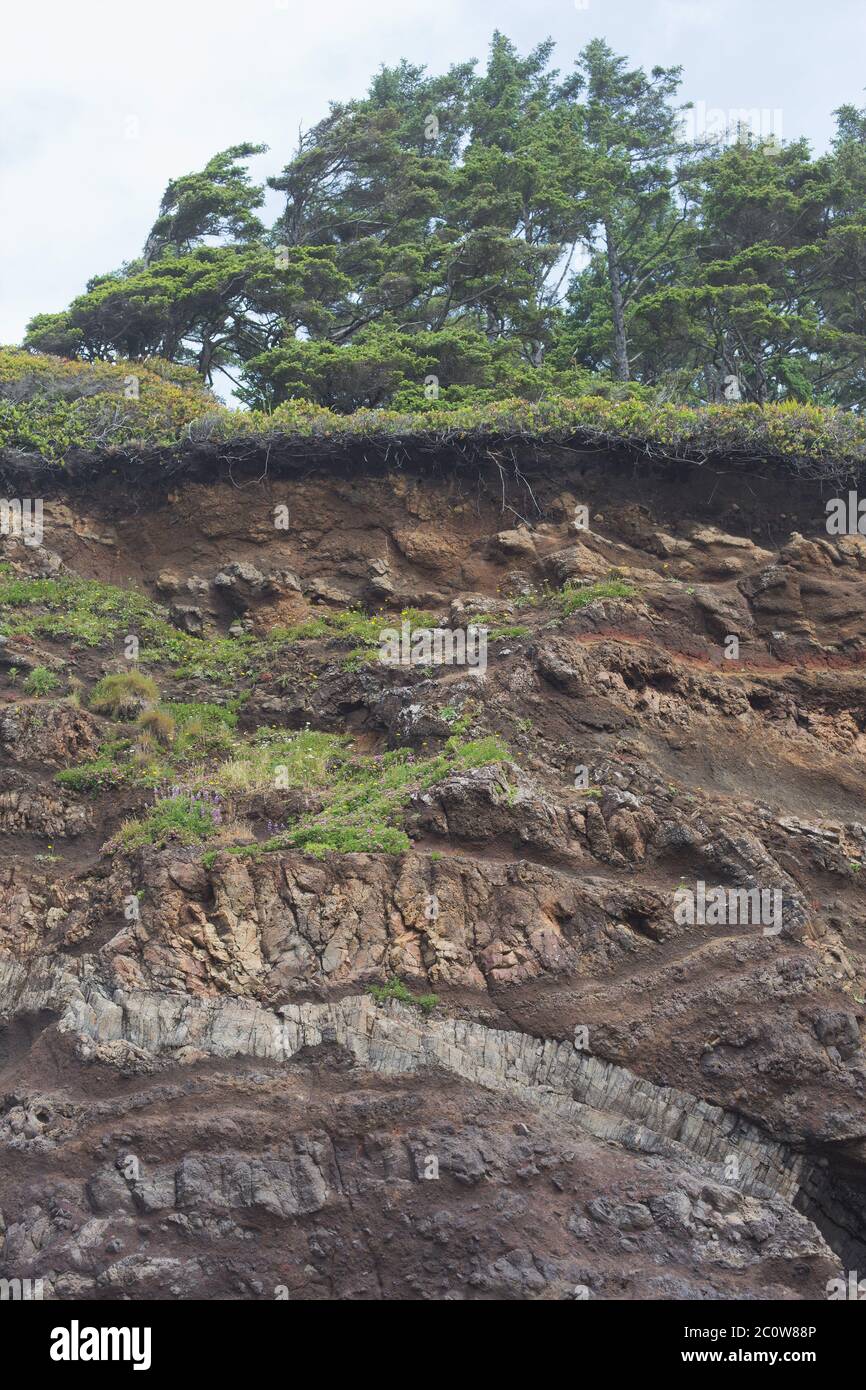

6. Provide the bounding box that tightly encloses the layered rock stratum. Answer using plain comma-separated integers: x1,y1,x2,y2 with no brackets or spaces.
1,438,865,1300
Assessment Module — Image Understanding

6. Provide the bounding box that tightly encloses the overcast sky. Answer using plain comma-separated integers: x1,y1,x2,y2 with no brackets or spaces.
1,0,862,355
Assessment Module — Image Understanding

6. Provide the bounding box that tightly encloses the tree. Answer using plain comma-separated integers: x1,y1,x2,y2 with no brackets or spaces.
143,144,268,264
632,137,863,403
559,39,694,381
21,35,866,410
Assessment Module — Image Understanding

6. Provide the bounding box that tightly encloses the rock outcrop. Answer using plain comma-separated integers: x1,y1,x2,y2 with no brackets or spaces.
2,446,865,1300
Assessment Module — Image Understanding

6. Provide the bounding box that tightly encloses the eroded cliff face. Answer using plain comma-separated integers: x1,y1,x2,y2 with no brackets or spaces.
0,446,864,1299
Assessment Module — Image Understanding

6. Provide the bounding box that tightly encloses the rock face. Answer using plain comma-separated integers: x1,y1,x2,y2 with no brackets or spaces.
1,448,866,1301
0,964,806,1200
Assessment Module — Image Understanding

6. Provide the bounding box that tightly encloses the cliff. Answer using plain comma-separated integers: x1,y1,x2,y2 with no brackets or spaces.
1,373,865,1299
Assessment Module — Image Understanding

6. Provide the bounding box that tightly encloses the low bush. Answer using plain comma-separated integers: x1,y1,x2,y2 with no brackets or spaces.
89,670,159,718
112,793,222,850
22,665,60,696
137,706,176,747
369,976,439,1014
559,578,636,614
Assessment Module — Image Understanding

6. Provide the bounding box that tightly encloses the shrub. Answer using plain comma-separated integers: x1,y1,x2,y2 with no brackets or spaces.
56,757,127,792
137,707,176,747
285,824,410,856
6,351,866,474
89,670,159,718
23,665,60,696
369,976,415,1005
216,728,346,794
132,730,163,768
559,579,636,614
113,793,221,850
369,976,439,1014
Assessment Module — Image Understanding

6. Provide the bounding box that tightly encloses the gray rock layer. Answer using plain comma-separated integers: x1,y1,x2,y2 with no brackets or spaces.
0,954,804,1203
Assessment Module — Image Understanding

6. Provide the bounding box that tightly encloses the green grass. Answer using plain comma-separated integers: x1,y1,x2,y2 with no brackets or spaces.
217,728,347,794
266,733,509,859
22,665,60,696
137,706,175,746
112,794,221,850
89,670,159,717
169,702,239,759
285,823,412,856
0,575,187,656
26,506,514,862
0,570,437,689
56,743,134,792
369,976,439,1015
558,579,637,614
66,721,511,862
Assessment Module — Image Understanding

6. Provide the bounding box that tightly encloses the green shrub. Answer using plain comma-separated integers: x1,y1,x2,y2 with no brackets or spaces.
113,794,220,850
6,351,866,472
284,824,410,856
559,579,636,614
98,724,510,861
90,670,159,718
370,976,415,1005
169,701,238,730
23,665,60,695
137,706,176,747
369,976,439,1014
56,757,128,792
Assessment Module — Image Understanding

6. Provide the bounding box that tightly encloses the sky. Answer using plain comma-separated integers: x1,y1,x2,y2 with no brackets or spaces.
1,0,863,354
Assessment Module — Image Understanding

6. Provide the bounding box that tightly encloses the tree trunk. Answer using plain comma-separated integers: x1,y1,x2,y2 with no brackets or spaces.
605,221,630,382
198,340,214,382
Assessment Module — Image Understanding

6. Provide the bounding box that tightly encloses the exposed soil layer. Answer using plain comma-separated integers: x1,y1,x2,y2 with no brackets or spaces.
1,445,864,1300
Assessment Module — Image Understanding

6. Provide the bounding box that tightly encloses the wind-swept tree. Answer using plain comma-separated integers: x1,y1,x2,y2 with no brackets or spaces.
557,39,695,381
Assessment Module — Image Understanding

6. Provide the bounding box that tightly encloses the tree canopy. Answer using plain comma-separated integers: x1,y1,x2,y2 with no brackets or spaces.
24,33,866,411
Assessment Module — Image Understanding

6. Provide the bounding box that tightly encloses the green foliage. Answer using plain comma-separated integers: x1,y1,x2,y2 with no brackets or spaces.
144,144,269,261
217,728,346,794
369,976,415,1004
288,824,412,856
0,573,192,658
169,702,239,759
89,670,160,718
22,665,60,696
55,746,134,792
241,325,599,412
273,739,508,856
558,578,637,614
0,349,213,459
113,794,220,850
61,704,509,861
15,35,864,411
137,707,176,746
369,976,439,1014
3,360,866,468
169,701,238,730
438,704,473,735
